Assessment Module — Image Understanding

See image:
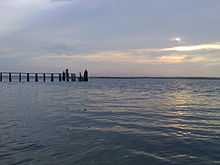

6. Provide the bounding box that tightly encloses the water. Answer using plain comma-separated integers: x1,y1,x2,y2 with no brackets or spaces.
0,78,220,165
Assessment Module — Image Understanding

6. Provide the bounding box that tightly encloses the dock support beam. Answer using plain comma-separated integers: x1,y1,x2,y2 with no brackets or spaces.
43,73,46,82
9,73,12,82
83,70,88,81
66,69,69,81
51,73,54,82
59,73,62,81
71,73,76,81
62,72,65,81
19,73,22,82
27,73,30,82
35,73,38,82
79,72,82,81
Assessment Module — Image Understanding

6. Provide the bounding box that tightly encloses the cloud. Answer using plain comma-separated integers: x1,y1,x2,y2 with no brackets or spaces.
1,0,220,76
162,43,220,52
105,42,220,56
0,0,52,36
158,55,187,63
33,45,215,65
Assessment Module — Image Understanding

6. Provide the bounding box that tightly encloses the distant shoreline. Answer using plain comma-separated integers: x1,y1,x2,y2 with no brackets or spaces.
91,77,220,80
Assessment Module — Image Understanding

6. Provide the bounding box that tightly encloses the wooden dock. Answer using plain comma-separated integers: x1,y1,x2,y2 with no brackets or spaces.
0,69,88,82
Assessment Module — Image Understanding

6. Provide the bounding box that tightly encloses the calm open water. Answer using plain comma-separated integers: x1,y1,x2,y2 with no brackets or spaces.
0,78,220,165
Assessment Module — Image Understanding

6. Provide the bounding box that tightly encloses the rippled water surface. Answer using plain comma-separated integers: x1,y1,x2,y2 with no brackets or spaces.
0,78,220,165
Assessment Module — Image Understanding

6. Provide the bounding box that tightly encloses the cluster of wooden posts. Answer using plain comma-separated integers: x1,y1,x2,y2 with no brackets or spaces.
0,69,88,82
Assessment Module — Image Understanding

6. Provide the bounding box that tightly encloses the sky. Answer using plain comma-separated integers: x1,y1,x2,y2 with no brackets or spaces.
0,0,220,76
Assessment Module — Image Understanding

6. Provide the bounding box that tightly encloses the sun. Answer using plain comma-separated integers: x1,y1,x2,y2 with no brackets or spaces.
174,37,182,42
170,37,183,44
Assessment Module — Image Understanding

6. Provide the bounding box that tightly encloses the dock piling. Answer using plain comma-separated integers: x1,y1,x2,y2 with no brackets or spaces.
62,72,65,81
79,72,82,81
66,69,69,82
35,73,38,82
71,73,76,81
83,70,88,81
19,73,22,82
51,73,54,82
27,73,30,82
59,73,62,81
9,73,12,82
43,73,46,82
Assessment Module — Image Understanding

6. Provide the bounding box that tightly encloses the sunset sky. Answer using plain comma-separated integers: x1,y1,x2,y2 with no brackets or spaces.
0,0,220,76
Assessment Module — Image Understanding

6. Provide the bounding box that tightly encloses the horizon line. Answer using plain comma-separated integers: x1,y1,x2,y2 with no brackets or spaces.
90,76,220,80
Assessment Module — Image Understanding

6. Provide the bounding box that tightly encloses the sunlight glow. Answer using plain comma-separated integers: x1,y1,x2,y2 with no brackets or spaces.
171,37,182,43
163,43,220,52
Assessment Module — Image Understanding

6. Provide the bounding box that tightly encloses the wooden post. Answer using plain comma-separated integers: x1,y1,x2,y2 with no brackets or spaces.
66,69,69,81
35,73,38,82
19,73,22,82
27,73,30,82
83,70,88,81
9,73,12,82
0,72,2,82
59,73,62,81
43,73,46,82
79,72,82,81
62,71,65,81
51,73,54,82
71,73,73,81
71,73,76,81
